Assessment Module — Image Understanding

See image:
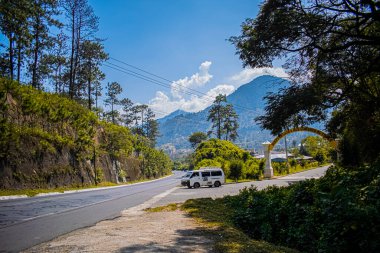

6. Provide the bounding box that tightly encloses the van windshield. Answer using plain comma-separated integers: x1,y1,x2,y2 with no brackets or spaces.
184,172,192,178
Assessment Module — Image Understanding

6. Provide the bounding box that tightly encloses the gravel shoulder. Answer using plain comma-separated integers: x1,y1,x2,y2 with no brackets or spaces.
23,209,212,253
22,188,213,253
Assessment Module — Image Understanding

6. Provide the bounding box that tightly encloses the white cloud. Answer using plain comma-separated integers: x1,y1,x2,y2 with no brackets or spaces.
230,67,288,87
171,61,213,99
149,84,235,117
149,64,288,118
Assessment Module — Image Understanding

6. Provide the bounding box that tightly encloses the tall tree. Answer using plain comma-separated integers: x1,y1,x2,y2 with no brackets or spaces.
0,0,31,81
230,0,380,165
223,104,239,141
41,32,68,93
208,94,239,140
207,94,227,139
79,40,108,109
120,98,134,127
62,0,99,98
144,108,159,147
28,0,61,89
104,81,122,124
131,104,148,135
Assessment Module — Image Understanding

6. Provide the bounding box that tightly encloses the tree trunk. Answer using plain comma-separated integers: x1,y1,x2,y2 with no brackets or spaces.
17,43,21,83
87,61,91,110
217,107,221,139
9,33,14,80
69,8,75,98
32,16,40,89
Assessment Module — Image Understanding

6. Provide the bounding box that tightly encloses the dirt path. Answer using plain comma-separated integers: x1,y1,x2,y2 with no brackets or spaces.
22,190,212,253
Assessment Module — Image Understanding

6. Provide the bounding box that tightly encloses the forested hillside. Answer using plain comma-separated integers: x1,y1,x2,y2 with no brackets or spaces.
0,79,172,189
157,75,313,150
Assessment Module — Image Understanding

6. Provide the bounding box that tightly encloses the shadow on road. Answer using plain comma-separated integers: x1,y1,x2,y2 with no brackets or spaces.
118,227,212,253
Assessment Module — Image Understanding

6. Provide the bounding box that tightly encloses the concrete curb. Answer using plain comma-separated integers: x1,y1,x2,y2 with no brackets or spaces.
0,173,174,201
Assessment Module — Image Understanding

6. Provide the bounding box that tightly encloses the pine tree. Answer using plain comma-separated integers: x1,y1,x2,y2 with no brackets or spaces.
223,104,239,141
207,94,227,139
79,40,108,110
104,81,122,124
120,98,134,127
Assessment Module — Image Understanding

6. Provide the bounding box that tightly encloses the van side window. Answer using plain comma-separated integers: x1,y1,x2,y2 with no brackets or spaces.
201,171,210,177
190,172,199,178
211,171,222,176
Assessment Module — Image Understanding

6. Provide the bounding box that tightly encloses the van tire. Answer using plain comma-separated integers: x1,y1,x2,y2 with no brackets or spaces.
193,182,200,188
214,181,221,187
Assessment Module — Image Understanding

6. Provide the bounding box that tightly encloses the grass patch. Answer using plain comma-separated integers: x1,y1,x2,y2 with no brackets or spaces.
226,178,257,184
145,203,180,212
0,182,116,197
182,198,298,253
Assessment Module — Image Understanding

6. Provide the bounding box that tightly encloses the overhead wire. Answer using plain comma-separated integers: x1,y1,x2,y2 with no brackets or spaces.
106,57,265,113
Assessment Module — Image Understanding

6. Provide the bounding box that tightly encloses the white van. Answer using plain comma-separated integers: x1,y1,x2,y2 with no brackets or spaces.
181,167,225,188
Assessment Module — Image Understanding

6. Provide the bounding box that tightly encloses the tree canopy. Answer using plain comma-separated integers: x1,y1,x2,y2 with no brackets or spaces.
207,94,239,141
188,132,208,148
230,0,380,165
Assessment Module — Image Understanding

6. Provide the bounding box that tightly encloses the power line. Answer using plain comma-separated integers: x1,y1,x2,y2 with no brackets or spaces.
103,62,213,103
106,57,262,113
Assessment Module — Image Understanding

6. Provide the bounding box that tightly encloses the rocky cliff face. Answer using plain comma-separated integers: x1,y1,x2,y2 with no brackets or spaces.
0,79,171,189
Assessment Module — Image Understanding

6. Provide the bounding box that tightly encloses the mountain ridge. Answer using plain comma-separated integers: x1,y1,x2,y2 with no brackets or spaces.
157,75,292,151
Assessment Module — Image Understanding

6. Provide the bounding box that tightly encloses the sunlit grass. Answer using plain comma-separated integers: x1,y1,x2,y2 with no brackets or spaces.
181,198,298,253
145,203,180,212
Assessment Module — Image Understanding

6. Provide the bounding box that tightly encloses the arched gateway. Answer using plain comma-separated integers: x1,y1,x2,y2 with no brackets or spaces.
262,127,337,178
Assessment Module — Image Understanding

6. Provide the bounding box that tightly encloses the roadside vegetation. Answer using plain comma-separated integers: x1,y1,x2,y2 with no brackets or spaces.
182,163,380,252
198,0,380,251
146,201,297,253
180,137,330,182
0,79,172,190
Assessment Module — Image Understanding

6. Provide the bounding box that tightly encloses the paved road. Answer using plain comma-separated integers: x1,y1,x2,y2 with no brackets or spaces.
0,172,183,253
154,165,330,207
0,166,329,252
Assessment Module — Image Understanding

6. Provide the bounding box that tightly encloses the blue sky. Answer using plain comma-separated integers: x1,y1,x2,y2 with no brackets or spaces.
90,0,287,117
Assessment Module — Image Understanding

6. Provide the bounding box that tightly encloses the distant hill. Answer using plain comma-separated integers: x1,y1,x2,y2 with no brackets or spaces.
157,75,300,152
157,109,189,124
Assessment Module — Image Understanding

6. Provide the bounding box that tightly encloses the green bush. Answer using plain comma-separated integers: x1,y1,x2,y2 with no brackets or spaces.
229,162,380,252
230,160,243,182
193,138,260,180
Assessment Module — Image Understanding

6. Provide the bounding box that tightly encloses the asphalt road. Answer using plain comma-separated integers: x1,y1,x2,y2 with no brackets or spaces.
0,166,329,252
0,172,183,253
153,165,330,207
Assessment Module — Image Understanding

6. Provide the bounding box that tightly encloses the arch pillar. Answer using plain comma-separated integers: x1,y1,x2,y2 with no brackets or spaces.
262,141,273,178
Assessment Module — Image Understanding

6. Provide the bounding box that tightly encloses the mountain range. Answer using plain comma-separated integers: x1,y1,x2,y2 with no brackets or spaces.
157,75,311,154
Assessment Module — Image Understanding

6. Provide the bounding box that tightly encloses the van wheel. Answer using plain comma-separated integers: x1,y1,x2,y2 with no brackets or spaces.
214,181,221,187
193,182,200,188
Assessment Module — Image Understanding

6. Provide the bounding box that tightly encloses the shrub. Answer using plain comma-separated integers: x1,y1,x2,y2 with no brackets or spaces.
230,160,243,182
229,162,380,252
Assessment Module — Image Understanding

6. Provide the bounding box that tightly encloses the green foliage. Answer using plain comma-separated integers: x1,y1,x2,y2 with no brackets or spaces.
207,94,239,141
188,131,207,148
182,198,298,253
300,136,333,164
230,160,243,182
193,139,261,180
140,144,173,178
229,163,380,252
231,0,380,165
0,79,172,188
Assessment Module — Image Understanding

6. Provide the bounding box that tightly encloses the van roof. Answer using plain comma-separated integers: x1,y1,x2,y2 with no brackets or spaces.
198,167,222,171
